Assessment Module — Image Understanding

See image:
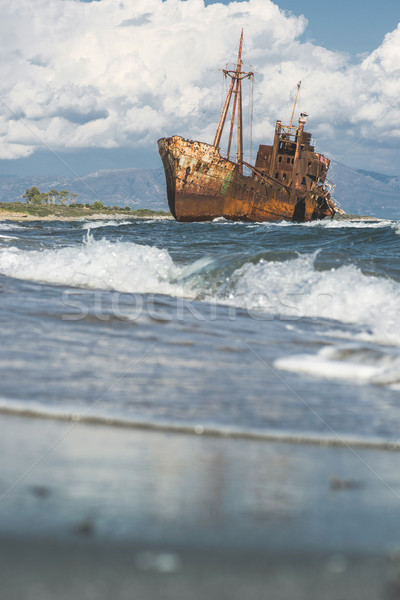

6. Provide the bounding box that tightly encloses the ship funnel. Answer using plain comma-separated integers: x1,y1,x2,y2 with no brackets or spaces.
299,112,308,124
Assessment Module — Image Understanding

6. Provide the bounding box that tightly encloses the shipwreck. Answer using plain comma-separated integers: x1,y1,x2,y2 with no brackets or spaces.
158,31,338,223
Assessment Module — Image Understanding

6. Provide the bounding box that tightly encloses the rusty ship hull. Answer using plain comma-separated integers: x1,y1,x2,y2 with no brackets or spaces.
158,135,336,223
158,32,337,224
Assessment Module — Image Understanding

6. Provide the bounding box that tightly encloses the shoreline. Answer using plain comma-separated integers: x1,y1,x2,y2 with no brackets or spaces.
1,412,399,552
0,211,174,222
0,210,388,223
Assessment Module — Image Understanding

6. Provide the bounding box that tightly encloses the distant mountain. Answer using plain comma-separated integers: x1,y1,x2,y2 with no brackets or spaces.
330,163,400,219
355,169,400,191
0,168,169,211
387,177,400,190
355,168,396,185
0,163,399,219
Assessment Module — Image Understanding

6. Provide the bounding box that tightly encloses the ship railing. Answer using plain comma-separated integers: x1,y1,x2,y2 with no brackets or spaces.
316,178,335,194
324,178,336,193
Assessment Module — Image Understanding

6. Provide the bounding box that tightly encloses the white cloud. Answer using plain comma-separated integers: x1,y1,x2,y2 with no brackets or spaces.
0,0,399,171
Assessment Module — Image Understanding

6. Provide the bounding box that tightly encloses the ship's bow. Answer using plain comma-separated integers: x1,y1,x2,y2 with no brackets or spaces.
158,137,178,219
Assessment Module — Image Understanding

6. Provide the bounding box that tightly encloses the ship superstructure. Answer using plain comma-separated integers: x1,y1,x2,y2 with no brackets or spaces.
158,31,337,222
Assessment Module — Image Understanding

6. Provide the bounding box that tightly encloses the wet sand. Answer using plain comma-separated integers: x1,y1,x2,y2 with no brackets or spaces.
2,538,398,600
1,413,400,598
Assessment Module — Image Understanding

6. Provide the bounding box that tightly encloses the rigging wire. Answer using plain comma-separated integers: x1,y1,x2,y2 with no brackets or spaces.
216,35,255,168
248,74,254,166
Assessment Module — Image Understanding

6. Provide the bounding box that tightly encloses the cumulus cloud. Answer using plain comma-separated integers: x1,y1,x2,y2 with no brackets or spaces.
0,0,399,171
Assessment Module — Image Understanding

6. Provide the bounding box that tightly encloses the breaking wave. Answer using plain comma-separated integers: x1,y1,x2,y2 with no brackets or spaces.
0,234,19,240
224,254,400,343
300,219,394,229
0,235,399,345
0,237,183,295
252,219,397,229
0,221,27,231
81,220,132,230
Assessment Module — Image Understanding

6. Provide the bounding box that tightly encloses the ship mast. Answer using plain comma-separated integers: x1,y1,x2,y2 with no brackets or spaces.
288,81,301,130
213,30,254,174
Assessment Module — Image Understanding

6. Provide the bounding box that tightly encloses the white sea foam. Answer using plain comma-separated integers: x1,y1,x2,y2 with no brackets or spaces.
392,222,400,235
0,233,399,388
231,250,400,386
261,219,395,230
0,237,184,295
0,222,25,231
275,354,380,382
135,219,171,224
221,253,400,343
0,238,399,346
301,219,393,229
275,345,400,389
81,220,131,230
212,217,233,223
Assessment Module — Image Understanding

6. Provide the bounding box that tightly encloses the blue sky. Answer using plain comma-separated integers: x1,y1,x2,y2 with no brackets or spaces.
206,0,400,56
278,0,400,56
0,0,399,178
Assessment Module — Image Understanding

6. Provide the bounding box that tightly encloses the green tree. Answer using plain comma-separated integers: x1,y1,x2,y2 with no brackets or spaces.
23,186,41,204
92,201,104,210
37,192,48,205
58,190,69,205
49,189,58,205
22,186,78,207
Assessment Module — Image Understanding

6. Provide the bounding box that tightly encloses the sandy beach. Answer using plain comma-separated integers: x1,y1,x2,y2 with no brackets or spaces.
0,211,173,221
1,536,396,600
1,413,400,598
0,209,383,223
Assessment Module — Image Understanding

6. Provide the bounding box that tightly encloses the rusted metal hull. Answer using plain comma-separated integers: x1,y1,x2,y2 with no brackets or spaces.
158,136,336,223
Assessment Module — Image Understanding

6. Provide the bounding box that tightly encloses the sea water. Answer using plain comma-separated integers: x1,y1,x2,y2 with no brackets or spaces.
1,217,400,448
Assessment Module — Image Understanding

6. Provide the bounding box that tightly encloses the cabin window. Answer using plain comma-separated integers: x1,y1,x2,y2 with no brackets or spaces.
302,177,306,185
286,158,290,164
308,161,311,168
275,172,279,179
282,173,287,181
278,156,282,162
291,158,294,164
